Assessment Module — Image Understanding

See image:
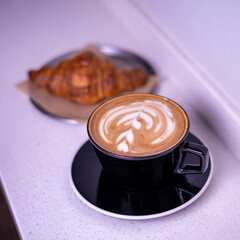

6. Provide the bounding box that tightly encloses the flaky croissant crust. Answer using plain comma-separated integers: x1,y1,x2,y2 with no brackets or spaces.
28,51,147,104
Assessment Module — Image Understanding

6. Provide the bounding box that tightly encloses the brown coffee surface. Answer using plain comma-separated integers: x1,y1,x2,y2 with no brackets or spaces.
88,94,188,157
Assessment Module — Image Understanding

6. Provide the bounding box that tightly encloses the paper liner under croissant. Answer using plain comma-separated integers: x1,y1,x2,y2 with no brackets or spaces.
16,44,160,123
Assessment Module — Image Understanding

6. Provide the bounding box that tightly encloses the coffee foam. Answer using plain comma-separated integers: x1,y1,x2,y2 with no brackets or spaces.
89,95,188,157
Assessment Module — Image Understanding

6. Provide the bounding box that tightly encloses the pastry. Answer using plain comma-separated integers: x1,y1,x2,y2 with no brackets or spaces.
28,51,147,104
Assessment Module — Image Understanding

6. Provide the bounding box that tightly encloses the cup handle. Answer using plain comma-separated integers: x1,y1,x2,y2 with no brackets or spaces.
175,141,209,174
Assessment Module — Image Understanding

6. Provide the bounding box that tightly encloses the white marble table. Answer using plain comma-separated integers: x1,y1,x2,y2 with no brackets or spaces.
1,1,240,239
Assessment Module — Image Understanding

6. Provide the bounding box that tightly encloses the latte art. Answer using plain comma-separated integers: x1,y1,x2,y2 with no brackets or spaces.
89,94,188,157
99,101,176,153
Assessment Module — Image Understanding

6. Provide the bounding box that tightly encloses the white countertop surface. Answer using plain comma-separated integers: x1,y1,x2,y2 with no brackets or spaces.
1,1,240,239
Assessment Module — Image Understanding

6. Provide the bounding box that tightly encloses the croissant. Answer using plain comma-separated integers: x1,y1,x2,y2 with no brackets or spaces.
28,51,147,104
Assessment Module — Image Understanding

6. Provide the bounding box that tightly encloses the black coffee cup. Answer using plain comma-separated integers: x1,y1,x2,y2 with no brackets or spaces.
87,94,209,191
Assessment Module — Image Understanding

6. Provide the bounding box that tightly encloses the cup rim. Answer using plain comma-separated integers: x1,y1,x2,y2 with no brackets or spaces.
87,93,190,161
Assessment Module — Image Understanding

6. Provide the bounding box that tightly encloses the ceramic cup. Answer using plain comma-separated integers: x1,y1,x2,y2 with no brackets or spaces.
87,94,209,191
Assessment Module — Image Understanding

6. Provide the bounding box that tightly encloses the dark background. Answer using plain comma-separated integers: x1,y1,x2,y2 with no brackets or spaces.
0,185,20,240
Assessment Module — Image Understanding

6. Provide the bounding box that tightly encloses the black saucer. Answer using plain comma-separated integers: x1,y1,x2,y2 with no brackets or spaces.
70,133,213,220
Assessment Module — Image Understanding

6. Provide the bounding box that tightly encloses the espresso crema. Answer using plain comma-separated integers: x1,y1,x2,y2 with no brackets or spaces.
88,94,188,157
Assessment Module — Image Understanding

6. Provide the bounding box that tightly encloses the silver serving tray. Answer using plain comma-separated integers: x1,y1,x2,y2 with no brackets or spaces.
31,44,156,124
